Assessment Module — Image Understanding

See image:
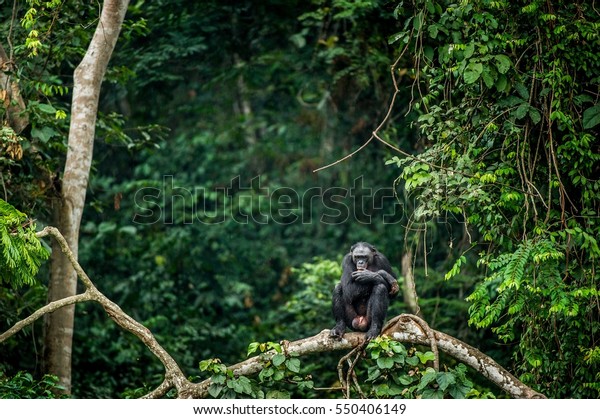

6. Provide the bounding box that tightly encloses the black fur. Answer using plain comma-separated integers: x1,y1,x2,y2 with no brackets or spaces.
330,242,399,340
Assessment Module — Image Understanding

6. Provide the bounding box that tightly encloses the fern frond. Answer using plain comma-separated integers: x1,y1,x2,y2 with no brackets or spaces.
0,199,49,287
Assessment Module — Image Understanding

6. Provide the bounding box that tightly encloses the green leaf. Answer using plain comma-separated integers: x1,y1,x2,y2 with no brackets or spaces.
428,24,439,39
31,126,59,143
266,389,290,398
391,354,405,364
272,353,286,367
388,31,407,45
231,376,252,394
495,74,508,91
464,62,483,84
285,358,301,373
436,372,456,390
464,43,475,59
289,33,306,48
413,11,423,30
417,368,438,390
481,66,495,88
247,342,260,356
207,383,222,398
259,367,274,381
515,83,529,100
583,104,600,129
422,388,445,398
377,357,395,369
449,383,471,398
211,374,226,385
374,383,391,397
426,0,436,14
494,54,512,74
515,103,529,120
367,367,382,382
397,374,415,385
424,45,435,63
37,103,57,114
406,356,419,366
528,108,541,124
417,351,436,364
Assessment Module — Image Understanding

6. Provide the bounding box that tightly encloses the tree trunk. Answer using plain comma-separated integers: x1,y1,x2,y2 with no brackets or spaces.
401,250,421,317
43,0,129,394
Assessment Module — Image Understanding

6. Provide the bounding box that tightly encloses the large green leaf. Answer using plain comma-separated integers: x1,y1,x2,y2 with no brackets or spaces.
583,104,600,129
464,62,483,84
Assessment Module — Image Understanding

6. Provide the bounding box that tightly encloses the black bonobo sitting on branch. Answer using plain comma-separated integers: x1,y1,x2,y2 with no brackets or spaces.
330,242,399,340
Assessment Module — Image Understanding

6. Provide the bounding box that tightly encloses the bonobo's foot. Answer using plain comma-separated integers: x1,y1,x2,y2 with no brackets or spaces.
329,324,346,339
364,327,381,341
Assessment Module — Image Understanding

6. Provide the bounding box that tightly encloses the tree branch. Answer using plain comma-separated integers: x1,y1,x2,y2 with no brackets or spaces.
27,227,192,396
382,314,546,399
0,292,92,344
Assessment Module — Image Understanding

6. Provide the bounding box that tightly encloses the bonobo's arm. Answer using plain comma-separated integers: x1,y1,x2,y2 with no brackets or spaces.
352,269,399,296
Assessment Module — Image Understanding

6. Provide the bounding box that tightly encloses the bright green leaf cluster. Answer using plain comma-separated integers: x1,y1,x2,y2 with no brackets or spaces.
365,337,476,399
199,341,313,399
0,199,49,287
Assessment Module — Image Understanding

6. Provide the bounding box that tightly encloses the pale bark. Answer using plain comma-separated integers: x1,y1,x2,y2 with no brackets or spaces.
44,0,130,394
382,315,546,399
401,250,421,316
233,53,257,146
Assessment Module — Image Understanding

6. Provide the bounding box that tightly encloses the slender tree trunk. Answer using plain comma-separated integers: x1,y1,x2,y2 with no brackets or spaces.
43,0,130,394
232,53,257,147
402,250,421,317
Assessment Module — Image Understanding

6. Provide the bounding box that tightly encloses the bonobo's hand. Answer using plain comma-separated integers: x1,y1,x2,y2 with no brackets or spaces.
352,270,380,282
389,281,400,296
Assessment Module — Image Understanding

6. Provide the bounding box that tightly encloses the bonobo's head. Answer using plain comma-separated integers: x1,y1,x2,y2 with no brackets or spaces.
350,242,376,271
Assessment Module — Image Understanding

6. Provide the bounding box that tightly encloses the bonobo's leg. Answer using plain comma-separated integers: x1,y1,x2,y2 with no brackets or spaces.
330,284,350,338
364,283,390,340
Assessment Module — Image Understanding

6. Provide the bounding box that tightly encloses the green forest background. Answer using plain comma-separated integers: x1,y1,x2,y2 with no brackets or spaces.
0,0,599,398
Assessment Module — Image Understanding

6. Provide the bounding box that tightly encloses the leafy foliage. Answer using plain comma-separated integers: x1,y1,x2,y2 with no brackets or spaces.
387,0,600,397
199,341,314,399
0,372,65,399
365,337,478,399
0,199,48,287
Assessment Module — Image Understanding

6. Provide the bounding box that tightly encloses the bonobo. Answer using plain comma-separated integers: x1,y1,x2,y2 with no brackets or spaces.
330,242,399,340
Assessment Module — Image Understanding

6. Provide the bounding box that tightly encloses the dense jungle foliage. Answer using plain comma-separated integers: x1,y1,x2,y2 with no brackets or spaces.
0,0,598,398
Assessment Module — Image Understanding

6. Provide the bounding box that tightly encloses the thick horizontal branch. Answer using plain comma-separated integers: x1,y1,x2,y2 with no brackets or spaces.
181,330,363,399
180,316,545,399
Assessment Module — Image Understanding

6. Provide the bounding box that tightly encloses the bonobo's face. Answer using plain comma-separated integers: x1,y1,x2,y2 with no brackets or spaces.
351,243,374,271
